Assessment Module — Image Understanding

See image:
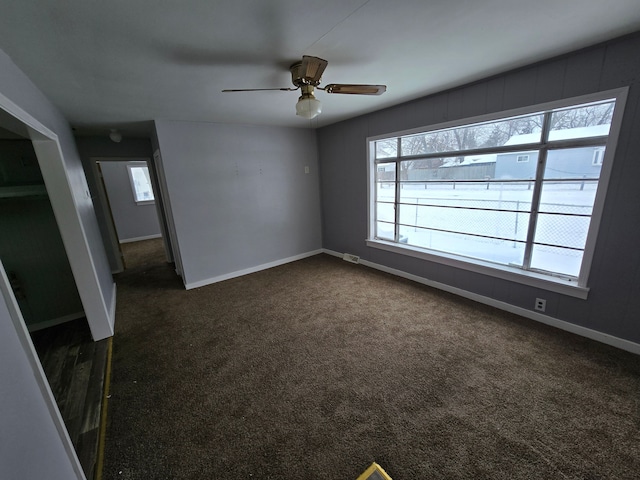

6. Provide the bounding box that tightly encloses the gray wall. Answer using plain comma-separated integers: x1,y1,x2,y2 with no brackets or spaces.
318,32,640,344
99,161,161,242
75,136,155,270
0,139,43,184
0,196,83,327
154,120,322,288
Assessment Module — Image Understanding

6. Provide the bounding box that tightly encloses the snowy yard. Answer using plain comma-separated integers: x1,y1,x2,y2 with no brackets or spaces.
375,181,598,277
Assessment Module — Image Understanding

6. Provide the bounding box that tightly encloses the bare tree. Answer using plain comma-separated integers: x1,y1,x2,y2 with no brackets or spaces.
550,102,614,130
375,100,615,181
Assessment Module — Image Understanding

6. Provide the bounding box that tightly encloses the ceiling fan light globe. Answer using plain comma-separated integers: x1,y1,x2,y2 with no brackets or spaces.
295,97,322,119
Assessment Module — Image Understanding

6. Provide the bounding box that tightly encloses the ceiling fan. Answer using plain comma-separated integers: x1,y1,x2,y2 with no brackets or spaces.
222,55,386,119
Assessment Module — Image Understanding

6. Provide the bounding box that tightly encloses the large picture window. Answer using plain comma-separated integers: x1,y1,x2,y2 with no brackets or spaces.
368,90,627,295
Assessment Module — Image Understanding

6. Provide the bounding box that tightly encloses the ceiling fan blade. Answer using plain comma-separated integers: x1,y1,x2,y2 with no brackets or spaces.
222,87,298,92
322,84,387,95
300,55,328,84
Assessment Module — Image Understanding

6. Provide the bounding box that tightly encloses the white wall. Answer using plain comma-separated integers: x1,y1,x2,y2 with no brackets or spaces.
154,120,322,288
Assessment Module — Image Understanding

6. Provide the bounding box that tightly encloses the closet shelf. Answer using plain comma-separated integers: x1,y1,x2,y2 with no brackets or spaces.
0,184,47,198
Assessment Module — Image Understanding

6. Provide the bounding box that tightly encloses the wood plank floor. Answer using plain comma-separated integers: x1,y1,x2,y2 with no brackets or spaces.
31,318,109,480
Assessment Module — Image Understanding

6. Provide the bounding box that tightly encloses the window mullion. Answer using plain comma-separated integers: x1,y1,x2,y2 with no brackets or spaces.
394,138,401,242
522,112,553,270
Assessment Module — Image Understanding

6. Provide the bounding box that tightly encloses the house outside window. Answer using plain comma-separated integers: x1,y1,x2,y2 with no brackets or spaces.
592,147,605,166
367,89,627,296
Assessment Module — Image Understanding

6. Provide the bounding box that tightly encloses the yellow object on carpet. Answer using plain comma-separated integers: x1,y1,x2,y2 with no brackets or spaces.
356,462,393,480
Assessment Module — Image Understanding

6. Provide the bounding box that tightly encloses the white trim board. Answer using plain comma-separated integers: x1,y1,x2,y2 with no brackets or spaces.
184,249,323,290
119,234,163,244
30,137,114,341
322,249,640,355
108,283,117,333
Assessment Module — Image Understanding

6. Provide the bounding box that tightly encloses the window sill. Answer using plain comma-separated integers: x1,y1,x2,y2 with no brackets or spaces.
366,239,589,299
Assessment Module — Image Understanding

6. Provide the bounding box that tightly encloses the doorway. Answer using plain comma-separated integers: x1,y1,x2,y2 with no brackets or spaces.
91,157,169,272
0,136,83,331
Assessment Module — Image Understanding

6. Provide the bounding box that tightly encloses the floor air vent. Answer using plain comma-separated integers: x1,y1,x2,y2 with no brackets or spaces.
342,253,360,264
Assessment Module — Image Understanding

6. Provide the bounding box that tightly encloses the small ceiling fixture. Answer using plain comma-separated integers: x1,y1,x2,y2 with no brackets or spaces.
109,128,122,143
223,55,386,119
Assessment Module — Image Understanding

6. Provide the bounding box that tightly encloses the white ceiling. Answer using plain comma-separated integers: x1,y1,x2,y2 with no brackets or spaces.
1,0,639,136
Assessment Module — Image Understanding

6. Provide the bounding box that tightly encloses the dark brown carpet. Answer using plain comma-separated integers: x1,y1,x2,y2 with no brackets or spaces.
120,238,166,270
105,244,640,479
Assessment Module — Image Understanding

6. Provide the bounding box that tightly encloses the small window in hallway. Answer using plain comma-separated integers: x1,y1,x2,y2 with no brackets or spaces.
127,162,155,204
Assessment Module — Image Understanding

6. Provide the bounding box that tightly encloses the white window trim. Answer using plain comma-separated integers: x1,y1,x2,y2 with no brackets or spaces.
516,154,530,163
126,161,155,205
366,87,629,298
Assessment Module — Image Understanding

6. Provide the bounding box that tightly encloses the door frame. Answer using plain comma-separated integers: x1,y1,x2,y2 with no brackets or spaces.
90,157,172,271
0,96,95,477
0,92,114,340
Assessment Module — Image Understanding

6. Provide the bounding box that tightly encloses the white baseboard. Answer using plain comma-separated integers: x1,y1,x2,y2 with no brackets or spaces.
27,311,85,333
119,234,162,244
322,249,640,355
184,249,324,290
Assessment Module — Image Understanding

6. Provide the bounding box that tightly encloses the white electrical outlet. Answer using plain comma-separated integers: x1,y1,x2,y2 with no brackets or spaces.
304,166,310,174
534,298,546,312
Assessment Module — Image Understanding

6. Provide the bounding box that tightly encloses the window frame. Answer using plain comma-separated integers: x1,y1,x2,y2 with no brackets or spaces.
366,88,628,299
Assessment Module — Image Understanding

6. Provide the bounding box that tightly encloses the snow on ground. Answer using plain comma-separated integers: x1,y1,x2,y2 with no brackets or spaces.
376,182,597,277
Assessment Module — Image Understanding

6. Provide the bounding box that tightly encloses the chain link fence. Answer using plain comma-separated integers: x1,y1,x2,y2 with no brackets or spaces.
400,195,592,252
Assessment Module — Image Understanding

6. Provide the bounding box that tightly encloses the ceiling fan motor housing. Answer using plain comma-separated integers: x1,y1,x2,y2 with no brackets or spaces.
290,59,323,87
